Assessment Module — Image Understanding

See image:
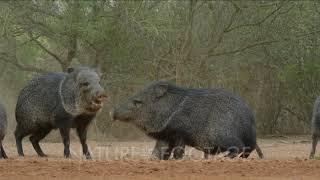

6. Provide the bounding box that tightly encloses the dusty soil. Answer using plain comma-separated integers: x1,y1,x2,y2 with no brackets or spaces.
0,136,320,180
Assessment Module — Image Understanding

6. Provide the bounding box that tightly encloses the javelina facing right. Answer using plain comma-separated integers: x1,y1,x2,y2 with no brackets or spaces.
0,102,7,159
15,67,107,159
112,81,264,160
310,97,320,159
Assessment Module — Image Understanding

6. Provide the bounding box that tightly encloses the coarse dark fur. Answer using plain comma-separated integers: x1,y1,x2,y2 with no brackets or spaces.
0,102,7,159
310,97,320,159
15,67,107,159
113,81,264,160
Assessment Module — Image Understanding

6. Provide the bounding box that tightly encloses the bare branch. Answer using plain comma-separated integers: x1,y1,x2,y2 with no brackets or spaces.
148,1,162,10
208,29,320,58
29,35,64,65
0,52,49,73
208,40,278,57
314,1,320,15
282,107,308,123
27,4,63,20
223,1,241,32
208,1,241,55
270,4,295,23
64,34,77,71
224,1,288,33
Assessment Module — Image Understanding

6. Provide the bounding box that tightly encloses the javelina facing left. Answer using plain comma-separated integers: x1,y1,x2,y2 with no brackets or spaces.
15,67,107,159
0,102,7,159
112,81,264,160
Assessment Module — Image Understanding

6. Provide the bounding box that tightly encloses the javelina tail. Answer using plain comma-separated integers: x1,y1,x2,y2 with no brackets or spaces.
255,144,264,159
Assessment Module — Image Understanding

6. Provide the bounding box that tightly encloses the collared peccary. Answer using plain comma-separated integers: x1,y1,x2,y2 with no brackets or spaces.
310,97,320,159
15,67,107,159
0,102,8,159
112,81,264,160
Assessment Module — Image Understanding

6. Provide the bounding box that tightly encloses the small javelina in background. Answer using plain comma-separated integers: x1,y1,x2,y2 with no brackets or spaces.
310,97,320,159
15,67,107,159
113,81,264,160
0,102,7,159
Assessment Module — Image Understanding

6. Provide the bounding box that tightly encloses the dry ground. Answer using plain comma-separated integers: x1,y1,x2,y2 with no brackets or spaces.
0,136,320,180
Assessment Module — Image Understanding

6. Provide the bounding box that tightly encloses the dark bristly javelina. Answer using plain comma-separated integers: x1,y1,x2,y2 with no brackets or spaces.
112,81,264,160
15,67,107,159
0,102,8,159
310,97,320,159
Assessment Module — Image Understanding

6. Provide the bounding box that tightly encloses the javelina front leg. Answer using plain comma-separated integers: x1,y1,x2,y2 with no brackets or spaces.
0,141,7,159
310,134,319,159
30,128,51,157
14,126,30,157
59,127,71,158
0,141,2,159
152,139,185,160
76,126,91,159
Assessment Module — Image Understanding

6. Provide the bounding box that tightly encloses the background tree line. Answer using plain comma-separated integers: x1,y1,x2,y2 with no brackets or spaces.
0,0,320,141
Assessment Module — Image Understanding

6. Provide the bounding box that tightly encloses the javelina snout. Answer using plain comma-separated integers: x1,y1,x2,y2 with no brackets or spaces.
79,73,108,113
94,90,108,103
111,106,132,122
87,90,107,112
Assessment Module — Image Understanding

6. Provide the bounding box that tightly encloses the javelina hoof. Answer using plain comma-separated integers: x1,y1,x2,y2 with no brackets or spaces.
64,149,71,158
85,154,92,160
309,154,314,159
86,156,92,160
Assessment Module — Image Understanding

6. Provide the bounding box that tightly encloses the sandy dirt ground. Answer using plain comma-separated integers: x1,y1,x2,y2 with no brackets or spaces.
1,136,320,180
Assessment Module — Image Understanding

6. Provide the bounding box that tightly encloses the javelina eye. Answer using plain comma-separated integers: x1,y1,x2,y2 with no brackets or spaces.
81,82,90,87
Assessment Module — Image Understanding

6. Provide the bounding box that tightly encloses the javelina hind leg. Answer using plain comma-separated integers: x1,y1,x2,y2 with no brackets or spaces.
30,128,51,157
171,138,185,160
240,146,253,158
310,134,319,159
203,146,219,159
14,126,30,156
152,140,173,160
59,127,71,158
221,137,244,158
255,144,264,159
76,126,91,159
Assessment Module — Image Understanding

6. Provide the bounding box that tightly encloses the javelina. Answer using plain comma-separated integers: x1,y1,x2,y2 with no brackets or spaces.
310,97,320,159
112,81,264,159
15,67,107,159
0,102,7,159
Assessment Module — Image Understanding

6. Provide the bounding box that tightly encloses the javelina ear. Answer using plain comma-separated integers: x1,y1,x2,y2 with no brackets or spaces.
67,67,74,73
156,82,169,98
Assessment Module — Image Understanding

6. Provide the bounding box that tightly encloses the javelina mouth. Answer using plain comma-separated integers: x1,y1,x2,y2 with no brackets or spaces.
86,101,103,112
